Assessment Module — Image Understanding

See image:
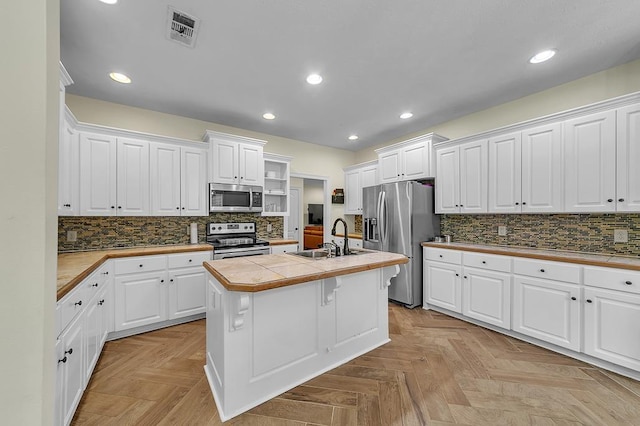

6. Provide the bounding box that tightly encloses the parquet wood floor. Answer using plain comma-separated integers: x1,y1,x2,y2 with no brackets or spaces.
72,304,640,425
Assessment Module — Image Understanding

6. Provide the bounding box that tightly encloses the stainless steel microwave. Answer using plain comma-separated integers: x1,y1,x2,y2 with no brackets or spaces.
209,183,263,213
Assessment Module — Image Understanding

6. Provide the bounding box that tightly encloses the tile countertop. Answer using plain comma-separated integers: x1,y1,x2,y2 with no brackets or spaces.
332,233,363,239
264,239,300,246
421,242,640,271
57,244,213,300
204,249,408,292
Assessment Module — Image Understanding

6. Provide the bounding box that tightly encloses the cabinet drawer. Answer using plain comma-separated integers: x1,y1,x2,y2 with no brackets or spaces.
57,286,87,336
584,266,640,295
463,252,511,273
115,255,167,275
513,258,581,283
168,251,212,269
83,263,112,302
424,247,462,265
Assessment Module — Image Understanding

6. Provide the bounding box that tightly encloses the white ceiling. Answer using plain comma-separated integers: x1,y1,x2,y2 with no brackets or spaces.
61,0,640,151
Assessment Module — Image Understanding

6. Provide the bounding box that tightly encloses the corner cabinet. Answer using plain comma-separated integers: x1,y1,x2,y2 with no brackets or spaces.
263,153,292,216
58,63,77,216
343,160,378,214
205,130,265,186
376,133,447,184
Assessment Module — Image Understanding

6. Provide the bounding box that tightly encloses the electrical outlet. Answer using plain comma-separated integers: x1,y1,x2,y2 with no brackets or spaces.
498,226,507,236
267,223,273,233
67,230,77,242
614,229,628,243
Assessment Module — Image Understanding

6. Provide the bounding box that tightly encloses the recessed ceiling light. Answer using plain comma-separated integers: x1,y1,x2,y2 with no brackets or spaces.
400,112,413,119
348,135,359,141
99,0,118,4
109,72,131,84
306,74,323,85
529,49,557,64
262,113,276,120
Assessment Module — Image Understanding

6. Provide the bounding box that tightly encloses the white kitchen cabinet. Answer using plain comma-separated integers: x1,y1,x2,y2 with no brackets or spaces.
56,312,84,426
168,267,207,319
488,132,521,213
263,153,292,216
114,270,167,332
423,248,463,313
150,144,208,216
58,119,79,216
79,132,118,215
616,103,640,212
206,131,266,186
116,137,150,215
343,160,378,214
376,133,446,184
584,287,640,371
512,275,581,351
435,139,488,214
564,110,616,212
270,244,298,254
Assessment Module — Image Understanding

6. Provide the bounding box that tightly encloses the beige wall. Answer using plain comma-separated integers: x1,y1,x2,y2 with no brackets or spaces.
66,95,357,229
0,0,58,423
355,58,640,162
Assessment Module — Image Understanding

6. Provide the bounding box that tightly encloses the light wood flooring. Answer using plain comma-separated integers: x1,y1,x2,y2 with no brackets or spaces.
72,304,640,425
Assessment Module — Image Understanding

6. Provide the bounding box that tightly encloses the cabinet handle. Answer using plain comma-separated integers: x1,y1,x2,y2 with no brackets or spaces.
571,297,577,301
586,299,593,303
482,261,486,264
515,202,519,206
540,269,545,273
65,348,73,355
607,199,613,202
98,299,105,305
522,202,527,205
188,259,193,262
139,264,143,268
74,300,82,307
625,281,632,285
619,198,625,202
91,283,98,287
118,206,122,209
58,356,67,364
102,271,109,275
110,206,115,209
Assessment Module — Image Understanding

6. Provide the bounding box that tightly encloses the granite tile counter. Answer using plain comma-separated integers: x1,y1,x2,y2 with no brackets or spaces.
421,242,640,271
57,244,213,299
265,238,299,246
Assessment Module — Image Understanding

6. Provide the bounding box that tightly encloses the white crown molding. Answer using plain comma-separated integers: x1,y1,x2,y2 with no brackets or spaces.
203,130,266,146
263,152,293,162
60,62,73,87
343,159,378,172
433,90,640,148
375,132,448,154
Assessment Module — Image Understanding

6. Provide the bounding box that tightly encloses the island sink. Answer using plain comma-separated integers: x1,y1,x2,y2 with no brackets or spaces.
288,248,367,259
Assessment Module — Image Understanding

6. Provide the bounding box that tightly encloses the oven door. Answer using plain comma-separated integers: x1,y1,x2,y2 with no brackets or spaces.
213,246,271,260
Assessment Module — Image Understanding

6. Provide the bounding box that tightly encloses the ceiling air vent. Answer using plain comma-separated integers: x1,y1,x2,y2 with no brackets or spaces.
166,6,200,48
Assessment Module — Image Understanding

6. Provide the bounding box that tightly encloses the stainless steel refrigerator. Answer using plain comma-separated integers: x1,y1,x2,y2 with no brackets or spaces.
363,181,440,308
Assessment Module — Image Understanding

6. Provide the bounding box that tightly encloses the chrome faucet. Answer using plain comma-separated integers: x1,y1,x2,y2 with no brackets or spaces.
319,242,340,257
331,218,350,256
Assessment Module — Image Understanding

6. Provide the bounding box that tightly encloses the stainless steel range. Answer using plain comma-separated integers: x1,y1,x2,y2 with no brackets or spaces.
206,222,270,260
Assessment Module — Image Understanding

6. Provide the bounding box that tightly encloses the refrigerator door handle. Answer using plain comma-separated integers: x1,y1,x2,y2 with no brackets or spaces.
363,217,369,241
380,191,388,245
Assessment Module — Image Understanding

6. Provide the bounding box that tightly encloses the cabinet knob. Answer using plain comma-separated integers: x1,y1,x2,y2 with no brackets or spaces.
522,202,527,205
181,207,185,210
91,283,98,287
625,281,633,285
463,275,468,279
188,259,193,262
110,206,115,209
98,299,105,305
586,299,593,303
515,202,519,206
460,204,464,207
482,261,486,264
607,199,613,202
176,207,180,210
102,271,109,275
160,279,164,283
74,300,82,307
571,297,577,301
455,273,459,277
118,206,122,209
170,279,174,283
619,198,625,202
58,356,67,364
234,176,238,179
63,204,71,207
139,264,143,268
455,204,459,207
65,348,73,355
540,269,545,273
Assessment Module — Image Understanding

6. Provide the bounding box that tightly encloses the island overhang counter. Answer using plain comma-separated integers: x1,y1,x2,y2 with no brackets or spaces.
202,250,408,421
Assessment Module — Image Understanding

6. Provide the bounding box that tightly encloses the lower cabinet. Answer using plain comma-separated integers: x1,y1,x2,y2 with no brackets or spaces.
462,267,511,329
55,312,84,426
168,266,207,319
114,270,167,331
270,243,298,254
424,261,462,313
512,276,581,351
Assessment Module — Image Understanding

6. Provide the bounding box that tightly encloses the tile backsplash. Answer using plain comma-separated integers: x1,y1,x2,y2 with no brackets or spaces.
441,214,640,257
58,214,283,252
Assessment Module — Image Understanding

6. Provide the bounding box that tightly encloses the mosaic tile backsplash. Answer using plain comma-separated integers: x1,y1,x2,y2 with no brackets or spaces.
441,214,640,257
58,214,284,252
354,215,362,234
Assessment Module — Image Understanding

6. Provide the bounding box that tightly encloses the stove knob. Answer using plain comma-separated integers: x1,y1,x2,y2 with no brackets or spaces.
244,226,248,230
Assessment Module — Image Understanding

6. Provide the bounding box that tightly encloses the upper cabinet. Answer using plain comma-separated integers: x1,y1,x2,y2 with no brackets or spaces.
79,133,119,216
205,131,265,186
435,139,488,214
263,153,292,216
58,64,77,216
435,93,640,215
376,133,447,183
343,160,378,215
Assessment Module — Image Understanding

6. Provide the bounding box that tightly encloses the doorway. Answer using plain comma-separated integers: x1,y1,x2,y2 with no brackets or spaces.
286,173,330,249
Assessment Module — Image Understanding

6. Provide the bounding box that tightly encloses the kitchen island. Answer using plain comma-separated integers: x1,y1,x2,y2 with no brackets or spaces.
202,249,408,421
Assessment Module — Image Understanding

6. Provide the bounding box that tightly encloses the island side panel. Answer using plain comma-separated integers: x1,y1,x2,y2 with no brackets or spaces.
205,266,400,421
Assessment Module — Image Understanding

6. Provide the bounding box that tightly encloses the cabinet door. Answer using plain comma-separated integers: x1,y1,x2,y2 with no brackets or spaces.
61,314,84,426
211,140,238,184
270,244,298,254
116,138,150,216
512,276,581,351
616,103,640,212
521,123,563,213
459,140,488,213
564,110,616,212
58,121,79,216
361,165,378,189
584,287,640,371
424,261,462,313
114,272,167,331
402,142,430,180
168,267,207,319
79,132,117,216
181,147,208,216
84,296,101,382
488,132,521,213
238,143,264,185
435,146,460,214
344,169,361,214
55,338,63,426
463,267,511,329
150,143,181,216
378,150,401,183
